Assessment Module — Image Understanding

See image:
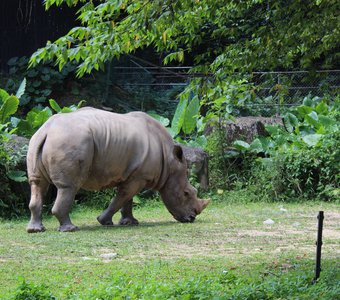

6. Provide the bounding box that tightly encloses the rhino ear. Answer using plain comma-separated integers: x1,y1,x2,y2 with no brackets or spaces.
173,145,184,162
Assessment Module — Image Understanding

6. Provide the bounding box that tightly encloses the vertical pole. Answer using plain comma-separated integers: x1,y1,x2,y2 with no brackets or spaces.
313,211,324,283
277,73,281,115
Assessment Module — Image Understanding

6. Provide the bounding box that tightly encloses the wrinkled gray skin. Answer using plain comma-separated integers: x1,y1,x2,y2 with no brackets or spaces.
26,107,209,232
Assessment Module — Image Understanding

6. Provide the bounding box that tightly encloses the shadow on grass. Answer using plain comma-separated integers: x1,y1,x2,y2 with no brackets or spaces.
77,220,181,231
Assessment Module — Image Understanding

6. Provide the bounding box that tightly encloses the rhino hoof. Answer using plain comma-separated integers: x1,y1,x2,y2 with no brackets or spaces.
97,215,114,226
58,224,79,232
27,224,46,233
119,217,139,226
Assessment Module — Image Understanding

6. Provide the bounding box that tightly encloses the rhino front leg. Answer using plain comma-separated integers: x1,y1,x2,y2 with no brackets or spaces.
27,180,50,233
52,187,78,232
119,199,139,226
97,180,145,226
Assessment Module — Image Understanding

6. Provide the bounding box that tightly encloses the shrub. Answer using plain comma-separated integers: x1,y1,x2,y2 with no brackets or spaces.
271,131,339,201
233,95,340,201
5,56,77,108
8,280,55,300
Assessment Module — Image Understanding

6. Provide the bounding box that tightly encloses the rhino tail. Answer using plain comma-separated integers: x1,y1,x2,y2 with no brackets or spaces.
27,128,48,181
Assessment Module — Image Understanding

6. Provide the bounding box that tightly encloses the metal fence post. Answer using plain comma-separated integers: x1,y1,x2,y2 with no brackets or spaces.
313,211,324,283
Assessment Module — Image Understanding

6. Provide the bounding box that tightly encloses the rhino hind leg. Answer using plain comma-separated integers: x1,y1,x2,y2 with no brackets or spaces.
52,186,79,232
27,180,50,233
97,180,145,226
119,199,139,226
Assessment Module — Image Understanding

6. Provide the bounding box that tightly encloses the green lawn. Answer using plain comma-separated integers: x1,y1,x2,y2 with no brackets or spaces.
0,199,339,299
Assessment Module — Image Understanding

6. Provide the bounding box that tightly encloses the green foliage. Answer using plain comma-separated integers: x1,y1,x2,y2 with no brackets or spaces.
11,107,53,137
233,96,339,201
8,280,55,300
204,129,243,190
0,136,28,217
5,266,340,299
169,90,201,137
31,1,339,77
26,0,339,148
49,99,86,114
0,90,20,125
11,99,85,138
6,56,77,107
236,96,339,154
270,131,339,201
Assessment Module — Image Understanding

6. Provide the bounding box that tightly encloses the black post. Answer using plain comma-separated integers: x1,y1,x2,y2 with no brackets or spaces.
313,211,324,283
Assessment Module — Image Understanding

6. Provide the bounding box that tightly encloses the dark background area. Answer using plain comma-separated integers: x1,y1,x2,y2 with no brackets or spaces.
0,0,78,71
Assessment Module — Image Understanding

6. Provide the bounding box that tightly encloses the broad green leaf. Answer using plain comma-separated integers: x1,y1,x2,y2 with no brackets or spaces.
7,170,27,182
26,108,43,122
305,111,320,129
284,112,299,133
224,149,240,158
249,138,263,153
171,97,188,135
0,95,19,123
302,134,323,147
318,115,336,128
233,140,250,151
15,119,34,137
15,78,26,99
183,96,199,134
257,137,273,153
296,105,313,118
0,89,10,103
61,107,74,113
33,108,52,127
298,125,315,136
49,99,62,113
10,116,21,128
315,101,328,115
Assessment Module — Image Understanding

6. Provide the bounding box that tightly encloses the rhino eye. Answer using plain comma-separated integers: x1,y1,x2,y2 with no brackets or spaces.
184,191,189,197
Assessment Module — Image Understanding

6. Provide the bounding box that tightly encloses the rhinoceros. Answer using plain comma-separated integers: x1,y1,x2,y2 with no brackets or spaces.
26,107,209,232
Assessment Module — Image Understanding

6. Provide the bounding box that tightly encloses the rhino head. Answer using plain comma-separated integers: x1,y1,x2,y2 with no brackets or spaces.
160,145,209,223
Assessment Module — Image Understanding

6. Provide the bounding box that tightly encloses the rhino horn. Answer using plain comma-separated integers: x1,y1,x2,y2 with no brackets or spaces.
197,199,209,214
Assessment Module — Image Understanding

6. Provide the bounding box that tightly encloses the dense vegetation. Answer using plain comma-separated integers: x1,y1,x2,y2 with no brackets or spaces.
1,0,339,217
0,2,339,299
33,0,339,74
207,95,339,202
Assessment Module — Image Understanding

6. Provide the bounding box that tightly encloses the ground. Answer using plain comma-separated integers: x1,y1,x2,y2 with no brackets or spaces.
0,200,339,298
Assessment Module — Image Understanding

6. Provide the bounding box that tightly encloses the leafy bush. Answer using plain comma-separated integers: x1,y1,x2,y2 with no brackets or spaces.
233,95,339,201
270,131,339,201
0,82,29,217
8,280,55,300
5,56,77,108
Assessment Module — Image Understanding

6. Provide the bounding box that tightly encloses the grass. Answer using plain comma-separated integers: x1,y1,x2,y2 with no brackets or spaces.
0,195,339,299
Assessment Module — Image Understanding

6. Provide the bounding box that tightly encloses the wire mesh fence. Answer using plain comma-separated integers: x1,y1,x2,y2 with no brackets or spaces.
249,70,340,116
108,58,340,117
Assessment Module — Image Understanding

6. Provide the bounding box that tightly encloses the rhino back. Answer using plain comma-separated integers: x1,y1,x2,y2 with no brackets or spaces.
36,109,170,190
